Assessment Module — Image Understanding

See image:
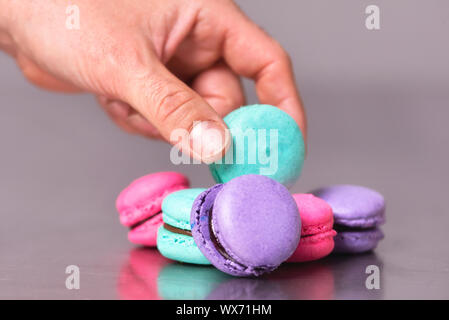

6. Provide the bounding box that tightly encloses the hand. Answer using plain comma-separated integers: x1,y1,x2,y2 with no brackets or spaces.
0,0,306,163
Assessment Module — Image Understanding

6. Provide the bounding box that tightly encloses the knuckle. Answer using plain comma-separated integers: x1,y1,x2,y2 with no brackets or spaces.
234,92,245,107
281,49,292,67
270,42,291,65
259,43,292,78
86,37,152,97
152,84,196,124
219,90,244,110
109,44,151,78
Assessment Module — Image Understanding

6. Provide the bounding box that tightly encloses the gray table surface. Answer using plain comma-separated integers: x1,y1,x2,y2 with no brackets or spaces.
1,0,448,299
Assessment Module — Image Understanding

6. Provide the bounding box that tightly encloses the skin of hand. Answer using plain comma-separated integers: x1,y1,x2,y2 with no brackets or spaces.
0,0,306,163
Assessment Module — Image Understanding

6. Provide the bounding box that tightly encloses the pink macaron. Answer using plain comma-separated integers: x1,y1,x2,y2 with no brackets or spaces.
288,194,337,262
116,172,189,246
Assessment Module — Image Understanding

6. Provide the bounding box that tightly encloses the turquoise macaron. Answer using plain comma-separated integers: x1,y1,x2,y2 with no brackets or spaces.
209,104,305,188
157,188,210,265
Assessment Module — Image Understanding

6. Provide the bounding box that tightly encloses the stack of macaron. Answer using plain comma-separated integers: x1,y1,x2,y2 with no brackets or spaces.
312,185,385,253
116,172,189,247
116,104,385,277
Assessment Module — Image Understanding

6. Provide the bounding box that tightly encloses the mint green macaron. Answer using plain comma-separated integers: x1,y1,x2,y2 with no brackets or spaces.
157,188,210,265
209,104,305,188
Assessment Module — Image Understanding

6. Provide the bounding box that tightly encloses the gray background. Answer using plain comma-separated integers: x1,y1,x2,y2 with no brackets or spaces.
1,0,448,299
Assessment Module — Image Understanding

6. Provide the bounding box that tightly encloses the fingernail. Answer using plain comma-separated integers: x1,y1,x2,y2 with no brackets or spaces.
189,121,230,164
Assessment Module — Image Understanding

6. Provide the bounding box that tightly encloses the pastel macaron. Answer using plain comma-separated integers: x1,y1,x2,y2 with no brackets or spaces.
287,194,337,262
157,188,210,265
209,104,305,189
116,172,189,246
191,174,301,277
313,185,385,253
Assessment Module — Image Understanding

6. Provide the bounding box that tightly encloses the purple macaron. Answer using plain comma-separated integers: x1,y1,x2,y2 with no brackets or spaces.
312,185,385,254
190,175,301,277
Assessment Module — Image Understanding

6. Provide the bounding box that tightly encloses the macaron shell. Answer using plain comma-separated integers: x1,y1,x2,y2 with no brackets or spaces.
157,226,210,265
213,176,300,267
162,188,206,230
116,172,189,227
287,231,336,262
292,194,334,235
312,185,385,228
209,105,305,189
158,188,210,265
191,185,236,271
191,175,301,276
128,213,163,246
288,194,336,262
333,228,384,253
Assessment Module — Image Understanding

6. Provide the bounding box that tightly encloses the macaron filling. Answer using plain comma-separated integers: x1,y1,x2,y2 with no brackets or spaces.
208,216,248,270
334,223,382,233
300,221,337,243
163,223,192,237
129,211,161,230
300,229,337,244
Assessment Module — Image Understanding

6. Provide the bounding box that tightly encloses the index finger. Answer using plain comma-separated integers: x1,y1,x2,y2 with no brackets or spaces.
221,9,307,140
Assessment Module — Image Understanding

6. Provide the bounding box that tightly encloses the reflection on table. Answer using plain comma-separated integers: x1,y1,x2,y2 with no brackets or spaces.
118,248,383,300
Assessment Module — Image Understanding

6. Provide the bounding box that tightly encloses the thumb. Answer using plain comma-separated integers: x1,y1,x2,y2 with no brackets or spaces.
123,62,231,164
